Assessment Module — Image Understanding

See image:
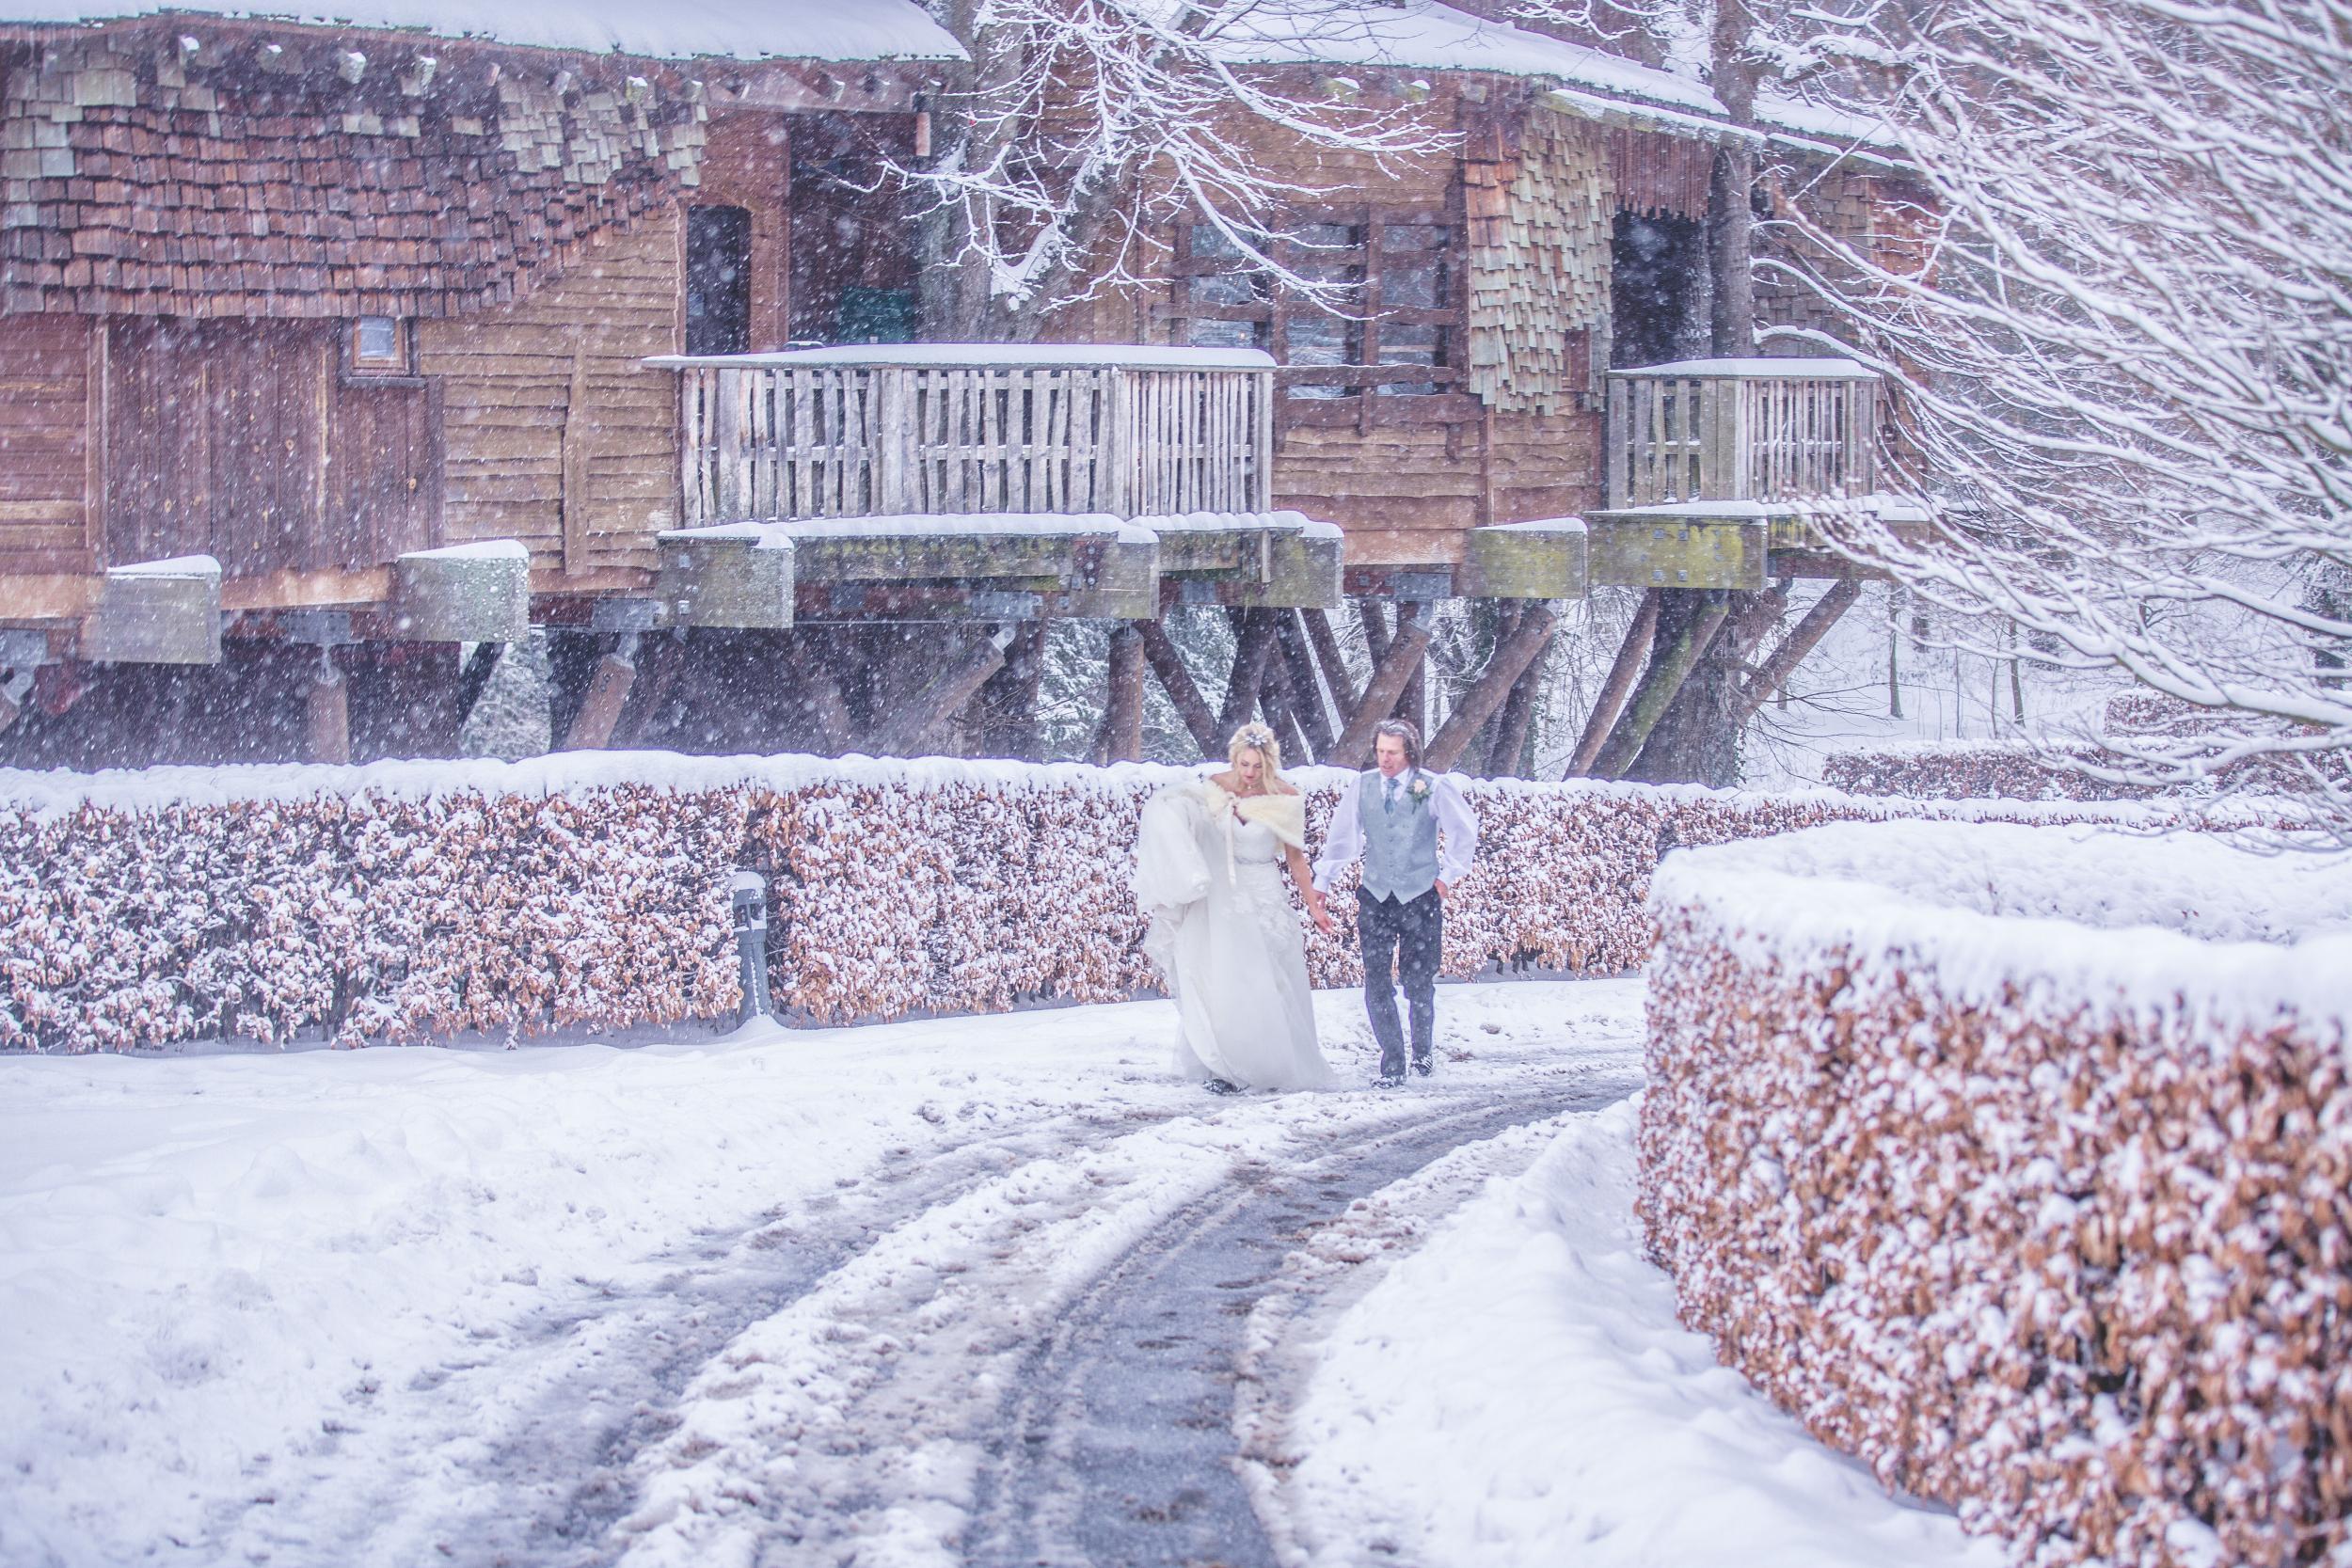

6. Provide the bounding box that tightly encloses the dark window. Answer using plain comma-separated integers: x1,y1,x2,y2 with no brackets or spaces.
1168,210,1469,424
686,205,754,356
1611,210,1706,368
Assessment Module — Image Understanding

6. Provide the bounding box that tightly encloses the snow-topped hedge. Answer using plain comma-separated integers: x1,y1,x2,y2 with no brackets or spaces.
0,752,2230,1053
1821,739,2159,800
1640,821,2352,1568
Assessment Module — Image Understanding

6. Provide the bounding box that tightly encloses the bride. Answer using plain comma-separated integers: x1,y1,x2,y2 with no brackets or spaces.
1133,722,1337,1093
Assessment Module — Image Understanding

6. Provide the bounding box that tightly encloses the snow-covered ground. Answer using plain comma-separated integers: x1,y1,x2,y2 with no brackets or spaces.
1255,1098,2001,1568
1,979,1984,1567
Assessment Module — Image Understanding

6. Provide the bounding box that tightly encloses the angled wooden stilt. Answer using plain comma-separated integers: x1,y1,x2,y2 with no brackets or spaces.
1589,592,1728,780
1138,619,1221,759
1424,606,1556,772
1217,607,1278,745
1327,616,1436,768
1567,590,1661,777
1301,607,1360,721
1734,578,1861,723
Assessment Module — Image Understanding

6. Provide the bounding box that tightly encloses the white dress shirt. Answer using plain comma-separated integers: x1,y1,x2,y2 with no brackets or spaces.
1311,768,1478,894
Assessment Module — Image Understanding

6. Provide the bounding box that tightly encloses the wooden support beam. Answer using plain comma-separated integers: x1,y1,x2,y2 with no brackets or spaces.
1139,619,1221,759
1357,599,1391,666
1568,589,1662,777
1301,608,1360,720
967,621,1047,761
1393,602,1427,736
791,631,854,753
1274,610,1336,759
1255,657,1312,771
611,634,683,750
1425,606,1557,773
1327,617,1436,768
1217,607,1278,744
872,629,1009,757
1099,624,1146,764
307,653,351,766
1733,578,1862,723
561,636,640,752
1589,592,1729,780
1486,649,1544,777
453,641,504,734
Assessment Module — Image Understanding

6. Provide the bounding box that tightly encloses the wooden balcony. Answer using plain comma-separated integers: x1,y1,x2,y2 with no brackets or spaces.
654,344,1277,526
1596,357,1886,589
1604,357,1881,510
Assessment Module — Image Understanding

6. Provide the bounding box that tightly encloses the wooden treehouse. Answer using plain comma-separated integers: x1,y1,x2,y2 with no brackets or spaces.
0,0,1927,775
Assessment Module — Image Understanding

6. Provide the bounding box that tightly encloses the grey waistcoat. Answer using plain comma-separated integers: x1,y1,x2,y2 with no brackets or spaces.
1357,768,1441,903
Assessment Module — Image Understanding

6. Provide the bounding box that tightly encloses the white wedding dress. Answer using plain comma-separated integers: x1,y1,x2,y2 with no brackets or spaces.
1133,778,1334,1091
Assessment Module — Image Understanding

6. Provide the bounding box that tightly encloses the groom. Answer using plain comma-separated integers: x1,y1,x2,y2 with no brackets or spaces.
1309,719,1478,1088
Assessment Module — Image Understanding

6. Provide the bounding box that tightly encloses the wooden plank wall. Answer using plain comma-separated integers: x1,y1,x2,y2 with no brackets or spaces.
97,318,437,578
418,206,683,578
0,316,95,574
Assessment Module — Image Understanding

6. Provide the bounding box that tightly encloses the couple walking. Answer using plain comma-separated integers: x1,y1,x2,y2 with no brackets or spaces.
1133,718,1476,1092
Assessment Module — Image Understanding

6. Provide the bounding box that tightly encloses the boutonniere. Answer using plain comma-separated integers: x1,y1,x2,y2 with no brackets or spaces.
1406,774,1433,808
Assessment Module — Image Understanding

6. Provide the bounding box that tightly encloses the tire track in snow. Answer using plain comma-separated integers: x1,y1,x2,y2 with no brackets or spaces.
608,1049,1632,1568
215,1104,1182,1568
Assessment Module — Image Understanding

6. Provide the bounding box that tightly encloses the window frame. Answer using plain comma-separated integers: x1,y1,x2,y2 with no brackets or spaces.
1164,202,1478,432
347,316,412,376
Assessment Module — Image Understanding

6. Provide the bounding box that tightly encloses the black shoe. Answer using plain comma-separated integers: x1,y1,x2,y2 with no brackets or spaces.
1204,1077,1241,1096
1372,1071,1406,1089
1411,1058,1434,1077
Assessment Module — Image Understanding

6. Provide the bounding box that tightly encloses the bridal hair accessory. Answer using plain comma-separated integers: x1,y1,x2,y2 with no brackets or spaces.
1229,721,1284,774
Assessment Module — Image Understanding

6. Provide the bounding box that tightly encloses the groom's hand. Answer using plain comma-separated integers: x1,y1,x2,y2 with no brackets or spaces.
1435,879,1451,902
1307,889,1336,934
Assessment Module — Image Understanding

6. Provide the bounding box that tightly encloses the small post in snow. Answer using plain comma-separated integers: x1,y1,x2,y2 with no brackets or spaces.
730,870,773,1025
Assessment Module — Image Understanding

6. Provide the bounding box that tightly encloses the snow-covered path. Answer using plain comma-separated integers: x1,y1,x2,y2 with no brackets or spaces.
1,981,1990,1568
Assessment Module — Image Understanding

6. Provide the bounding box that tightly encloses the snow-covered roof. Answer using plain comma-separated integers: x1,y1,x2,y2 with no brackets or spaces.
1210,1,1718,118
1209,1,1903,157
649,343,1276,372
0,0,967,64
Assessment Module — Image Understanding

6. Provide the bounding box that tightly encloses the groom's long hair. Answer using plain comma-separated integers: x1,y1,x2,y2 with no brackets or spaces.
1373,718,1422,771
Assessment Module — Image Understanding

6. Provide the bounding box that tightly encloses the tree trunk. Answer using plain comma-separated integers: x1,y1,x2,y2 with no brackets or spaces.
1302,607,1360,721
1486,647,1545,777
1274,610,1336,758
1096,623,1147,764
1628,585,1787,784
1590,591,1730,779
1394,602,1428,736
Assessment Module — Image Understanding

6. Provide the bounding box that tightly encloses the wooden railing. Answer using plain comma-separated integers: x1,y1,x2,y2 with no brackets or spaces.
1604,358,1881,509
655,346,1277,524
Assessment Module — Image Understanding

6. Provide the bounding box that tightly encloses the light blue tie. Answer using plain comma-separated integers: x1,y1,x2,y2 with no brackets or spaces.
1384,777,1399,815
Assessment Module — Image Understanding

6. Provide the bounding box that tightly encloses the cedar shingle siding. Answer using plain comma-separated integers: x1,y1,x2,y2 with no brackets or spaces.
1,30,707,321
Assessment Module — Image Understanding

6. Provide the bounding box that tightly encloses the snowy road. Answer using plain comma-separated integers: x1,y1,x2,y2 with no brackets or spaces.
2,980,1992,1568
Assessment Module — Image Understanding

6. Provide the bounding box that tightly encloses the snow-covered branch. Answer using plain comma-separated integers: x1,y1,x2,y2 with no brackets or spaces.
1781,0,2352,832
908,0,1453,334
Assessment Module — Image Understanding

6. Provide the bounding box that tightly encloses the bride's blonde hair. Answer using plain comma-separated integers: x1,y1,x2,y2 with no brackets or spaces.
1226,721,1297,794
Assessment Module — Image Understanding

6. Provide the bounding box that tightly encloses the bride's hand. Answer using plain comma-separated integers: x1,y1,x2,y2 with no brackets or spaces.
1307,889,1335,935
